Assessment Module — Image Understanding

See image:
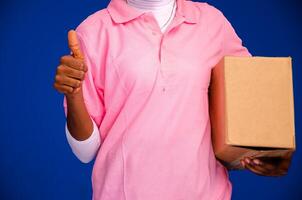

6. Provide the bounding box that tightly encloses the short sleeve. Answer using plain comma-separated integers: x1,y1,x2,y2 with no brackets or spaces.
221,13,252,57
63,29,106,128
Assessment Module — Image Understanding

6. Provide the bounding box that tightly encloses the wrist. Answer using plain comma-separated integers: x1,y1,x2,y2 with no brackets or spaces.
65,88,84,102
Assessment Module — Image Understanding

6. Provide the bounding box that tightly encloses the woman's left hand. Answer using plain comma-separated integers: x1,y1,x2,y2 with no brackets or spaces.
240,152,293,177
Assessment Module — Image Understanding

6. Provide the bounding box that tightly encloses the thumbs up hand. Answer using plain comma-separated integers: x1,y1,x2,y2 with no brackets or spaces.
53,30,87,95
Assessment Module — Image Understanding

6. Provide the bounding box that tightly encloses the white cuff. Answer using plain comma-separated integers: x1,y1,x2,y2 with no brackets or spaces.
65,117,101,163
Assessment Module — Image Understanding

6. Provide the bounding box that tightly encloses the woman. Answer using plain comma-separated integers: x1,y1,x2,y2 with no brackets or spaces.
53,0,292,199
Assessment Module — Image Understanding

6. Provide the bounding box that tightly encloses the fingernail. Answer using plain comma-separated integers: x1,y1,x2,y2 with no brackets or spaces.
254,159,263,165
253,159,260,165
240,160,245,168
244,157,250,164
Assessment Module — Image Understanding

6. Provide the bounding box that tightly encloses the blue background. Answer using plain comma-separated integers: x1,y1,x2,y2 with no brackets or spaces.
0,0,301,199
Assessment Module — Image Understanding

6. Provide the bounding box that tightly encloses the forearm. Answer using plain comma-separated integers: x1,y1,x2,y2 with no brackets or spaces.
65,89,93,141
65,118,101,163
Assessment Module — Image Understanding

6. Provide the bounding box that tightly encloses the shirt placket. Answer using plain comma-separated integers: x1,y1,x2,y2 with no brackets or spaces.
141,12,186,92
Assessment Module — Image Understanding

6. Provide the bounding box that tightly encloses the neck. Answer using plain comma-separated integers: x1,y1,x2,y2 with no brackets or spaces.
126,0,175,10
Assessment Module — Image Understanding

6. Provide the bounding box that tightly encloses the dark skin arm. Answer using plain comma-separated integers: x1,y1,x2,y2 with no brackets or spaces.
53,30,93,141
240,152,294,177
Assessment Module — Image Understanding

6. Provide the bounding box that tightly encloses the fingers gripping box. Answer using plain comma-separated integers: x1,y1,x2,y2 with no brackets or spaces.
209,56,296,170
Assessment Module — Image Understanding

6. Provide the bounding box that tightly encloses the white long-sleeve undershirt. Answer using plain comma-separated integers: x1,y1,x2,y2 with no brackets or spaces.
127,0,176,33
65,0,177,163
65,116,100,163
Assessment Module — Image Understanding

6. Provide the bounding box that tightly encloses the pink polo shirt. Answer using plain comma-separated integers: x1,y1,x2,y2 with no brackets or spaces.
63,0,251,199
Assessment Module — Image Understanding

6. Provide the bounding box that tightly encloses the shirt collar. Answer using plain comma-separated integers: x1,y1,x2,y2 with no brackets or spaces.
107,0,198,24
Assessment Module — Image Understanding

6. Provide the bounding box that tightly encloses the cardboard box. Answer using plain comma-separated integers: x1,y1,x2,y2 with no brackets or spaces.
209,56,296,170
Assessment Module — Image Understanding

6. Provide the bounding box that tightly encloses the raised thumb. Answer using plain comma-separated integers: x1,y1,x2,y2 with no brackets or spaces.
68,30,84,60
